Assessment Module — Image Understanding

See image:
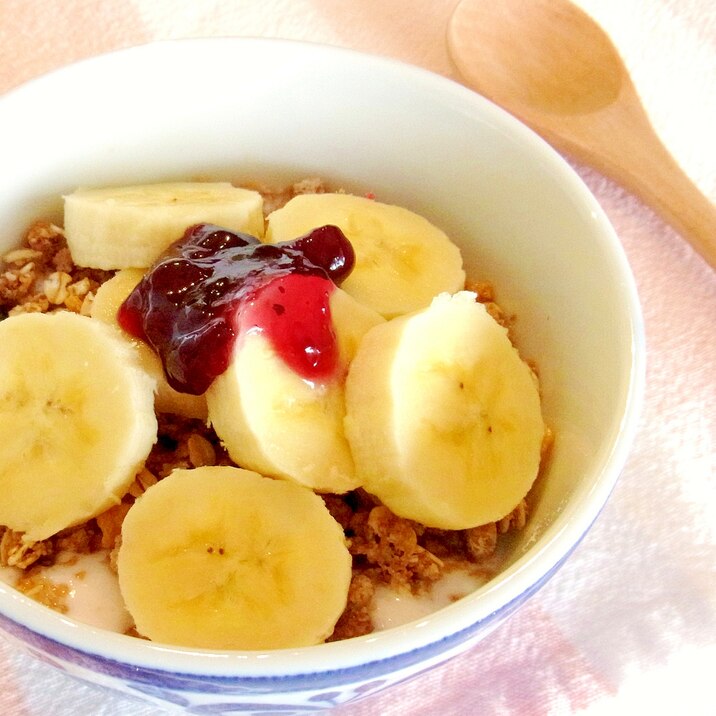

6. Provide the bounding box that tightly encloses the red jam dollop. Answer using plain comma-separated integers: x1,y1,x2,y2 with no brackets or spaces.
117,223,355,395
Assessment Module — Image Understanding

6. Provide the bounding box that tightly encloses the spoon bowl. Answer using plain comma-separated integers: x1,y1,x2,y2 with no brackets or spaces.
447,0,716,268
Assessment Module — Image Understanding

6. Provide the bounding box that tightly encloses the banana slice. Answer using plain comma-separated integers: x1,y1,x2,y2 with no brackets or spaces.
344,291,544,529
64,182,265,270
117,466,352,650
206,283,384,493
265,193,465,318
330,284,388,365
0,312,157,541
91,269,208,420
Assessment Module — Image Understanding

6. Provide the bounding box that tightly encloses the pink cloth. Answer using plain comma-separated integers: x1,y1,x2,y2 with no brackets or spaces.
0,1,714,714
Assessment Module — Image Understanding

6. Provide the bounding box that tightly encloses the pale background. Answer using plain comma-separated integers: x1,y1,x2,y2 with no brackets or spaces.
0,1,714,714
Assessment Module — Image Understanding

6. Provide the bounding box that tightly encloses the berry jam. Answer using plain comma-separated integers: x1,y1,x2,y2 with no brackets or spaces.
117,223,355,395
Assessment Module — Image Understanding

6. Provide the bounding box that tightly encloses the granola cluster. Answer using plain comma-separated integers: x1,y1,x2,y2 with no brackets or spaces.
324,491,529,640
254,176,328,216
0,221,111,318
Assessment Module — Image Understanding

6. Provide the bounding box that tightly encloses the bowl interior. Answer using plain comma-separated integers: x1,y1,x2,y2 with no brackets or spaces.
0,38,643,674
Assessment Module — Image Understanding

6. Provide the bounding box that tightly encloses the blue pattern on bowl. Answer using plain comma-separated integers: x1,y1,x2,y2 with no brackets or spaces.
0,543,581,713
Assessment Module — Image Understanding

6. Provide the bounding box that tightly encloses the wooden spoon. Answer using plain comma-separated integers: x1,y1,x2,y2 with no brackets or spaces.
447,0,716,269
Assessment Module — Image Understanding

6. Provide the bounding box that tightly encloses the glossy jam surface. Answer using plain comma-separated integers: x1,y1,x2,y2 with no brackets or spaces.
118,223,355,394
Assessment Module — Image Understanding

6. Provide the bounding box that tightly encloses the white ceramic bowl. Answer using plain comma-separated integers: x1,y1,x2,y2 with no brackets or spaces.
0,38,644,713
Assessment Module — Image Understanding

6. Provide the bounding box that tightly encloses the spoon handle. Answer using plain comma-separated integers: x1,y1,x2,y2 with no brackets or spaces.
538,103,716,270
636,149,716,270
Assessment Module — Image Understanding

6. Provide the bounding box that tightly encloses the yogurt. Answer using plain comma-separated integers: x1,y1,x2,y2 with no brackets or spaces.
372,569,487,631
6,551,132,633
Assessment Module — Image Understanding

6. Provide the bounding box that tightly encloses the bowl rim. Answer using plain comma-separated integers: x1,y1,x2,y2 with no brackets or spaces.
0,36,646,680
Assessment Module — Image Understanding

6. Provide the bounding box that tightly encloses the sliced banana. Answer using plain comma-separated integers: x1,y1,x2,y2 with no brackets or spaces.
207,285,383,493
91,269,208,420
265,193,465,318
0,312,157,541
64,182,265,270
330,285,387,365
344,291,544,530
117,466,352,650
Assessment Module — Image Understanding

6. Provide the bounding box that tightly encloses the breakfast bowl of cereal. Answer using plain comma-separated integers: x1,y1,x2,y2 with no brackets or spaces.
0,38,644,712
